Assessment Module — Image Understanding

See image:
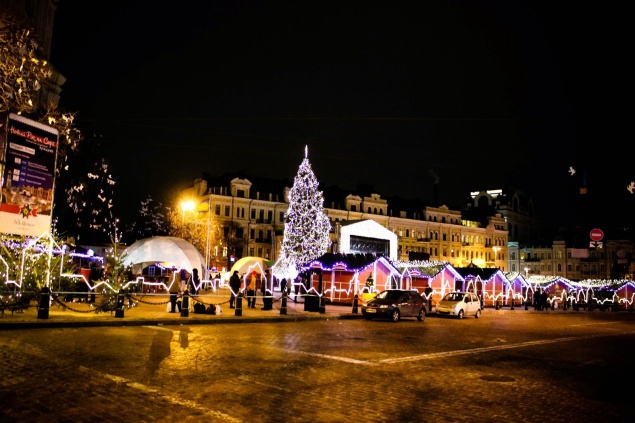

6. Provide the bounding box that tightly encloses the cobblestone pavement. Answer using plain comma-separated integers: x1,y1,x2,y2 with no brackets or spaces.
1,307,634,422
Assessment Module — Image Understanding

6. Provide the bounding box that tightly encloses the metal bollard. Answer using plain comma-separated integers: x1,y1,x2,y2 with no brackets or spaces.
319,294,326,314
280,291,288,315
352,294,359,313
181,290,189,317
495,298,500,310
115,289,125,318
235,293,243,316
37,286,51,319
510,298,515,310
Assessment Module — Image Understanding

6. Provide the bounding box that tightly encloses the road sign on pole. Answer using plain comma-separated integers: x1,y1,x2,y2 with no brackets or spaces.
590,228,604,242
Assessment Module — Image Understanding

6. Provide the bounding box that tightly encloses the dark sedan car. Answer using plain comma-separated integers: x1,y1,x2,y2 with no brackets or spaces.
362,289,427,322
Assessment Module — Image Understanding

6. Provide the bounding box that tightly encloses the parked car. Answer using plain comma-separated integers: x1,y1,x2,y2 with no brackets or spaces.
436,291,482,319
362,289,427,322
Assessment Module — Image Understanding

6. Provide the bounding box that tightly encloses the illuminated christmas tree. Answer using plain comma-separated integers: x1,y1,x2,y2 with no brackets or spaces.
276,146,331,279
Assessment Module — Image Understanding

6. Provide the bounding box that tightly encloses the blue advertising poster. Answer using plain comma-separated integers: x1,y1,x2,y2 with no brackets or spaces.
0,113,59,237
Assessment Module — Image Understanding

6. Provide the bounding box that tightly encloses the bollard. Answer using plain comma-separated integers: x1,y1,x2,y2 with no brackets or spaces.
319,294,326,314
115,289,125,318
495,298,500,310
181,290,189,317
352,294,359,314
551,301,555,310
235,293,243,316
280,291,288,315
510,298,515,310
37,286,51,319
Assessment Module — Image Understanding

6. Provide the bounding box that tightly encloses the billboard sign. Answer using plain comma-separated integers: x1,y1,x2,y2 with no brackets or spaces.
0,113,59,236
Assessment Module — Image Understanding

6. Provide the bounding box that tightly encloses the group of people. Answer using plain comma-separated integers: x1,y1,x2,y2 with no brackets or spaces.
228,269,274,310
166,267,285,314
534,289,550,311
168,267,201,313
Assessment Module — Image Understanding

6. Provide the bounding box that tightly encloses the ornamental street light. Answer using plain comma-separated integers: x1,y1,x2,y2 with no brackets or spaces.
524,266,530,278
181,200,194,238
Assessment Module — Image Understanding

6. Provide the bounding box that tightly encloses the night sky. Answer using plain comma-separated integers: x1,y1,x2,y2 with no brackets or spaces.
50,1,632,231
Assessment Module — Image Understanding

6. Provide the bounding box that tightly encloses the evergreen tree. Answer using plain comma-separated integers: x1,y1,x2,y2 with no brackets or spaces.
276,146,331,279
126,195,169,241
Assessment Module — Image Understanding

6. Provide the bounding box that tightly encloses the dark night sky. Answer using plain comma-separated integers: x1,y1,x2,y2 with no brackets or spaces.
50,1,632,231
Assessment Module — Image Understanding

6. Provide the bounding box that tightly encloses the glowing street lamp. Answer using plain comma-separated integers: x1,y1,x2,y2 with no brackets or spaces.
181,200,194,238
524,266,530,278
493,246,500,267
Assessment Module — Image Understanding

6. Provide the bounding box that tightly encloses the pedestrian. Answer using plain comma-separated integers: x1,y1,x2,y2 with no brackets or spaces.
190,268,200,296
293,275,301,302
169,270,181,313
261,269,273,310
88,262,100,303
229,270,241,309
247,271,257,308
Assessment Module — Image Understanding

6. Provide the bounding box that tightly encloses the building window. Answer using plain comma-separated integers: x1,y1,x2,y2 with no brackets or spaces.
251,209,256,219
237,189,245,198
224,206,230,216
215,205,221,215
250,229,255,239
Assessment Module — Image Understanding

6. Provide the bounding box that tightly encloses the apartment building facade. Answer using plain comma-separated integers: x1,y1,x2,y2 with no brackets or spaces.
181,174,508,274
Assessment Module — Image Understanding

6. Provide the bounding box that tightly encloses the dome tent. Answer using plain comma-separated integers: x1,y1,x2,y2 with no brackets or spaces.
122,236,205,274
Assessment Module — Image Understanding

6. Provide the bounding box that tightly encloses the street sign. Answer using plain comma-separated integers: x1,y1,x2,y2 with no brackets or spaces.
590,228,604,242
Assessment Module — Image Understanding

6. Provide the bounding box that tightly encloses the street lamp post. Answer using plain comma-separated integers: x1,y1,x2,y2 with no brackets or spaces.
205,194,211,280
181,200,194,238
524,266,530,278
